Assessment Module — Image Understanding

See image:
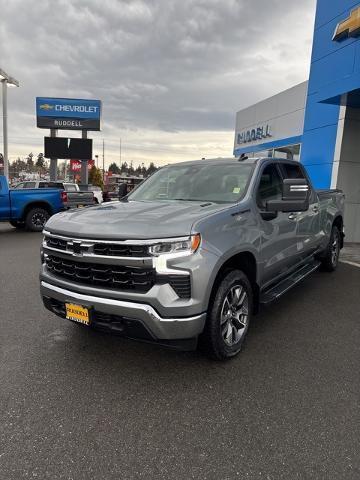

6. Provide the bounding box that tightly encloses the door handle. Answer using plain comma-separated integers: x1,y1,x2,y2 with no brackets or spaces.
288,213,297,220
312,206,319,213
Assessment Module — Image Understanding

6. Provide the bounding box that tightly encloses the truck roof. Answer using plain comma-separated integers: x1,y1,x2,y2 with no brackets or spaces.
165,157,300,168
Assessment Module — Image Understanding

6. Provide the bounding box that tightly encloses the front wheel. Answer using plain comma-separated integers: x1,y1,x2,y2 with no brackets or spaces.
199,270,253,360
320,225,341,272
25,207,50,232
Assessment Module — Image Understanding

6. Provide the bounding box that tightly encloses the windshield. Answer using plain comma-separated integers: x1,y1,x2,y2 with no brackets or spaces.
128,163,254,204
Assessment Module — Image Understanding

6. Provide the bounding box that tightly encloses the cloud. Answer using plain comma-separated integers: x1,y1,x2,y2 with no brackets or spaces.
0,0,316,166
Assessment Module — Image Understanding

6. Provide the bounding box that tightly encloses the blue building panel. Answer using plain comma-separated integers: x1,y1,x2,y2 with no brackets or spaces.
303,163,334,190
312,18,358,63
301,1,360,188
307,43,356,95
303,94,340,132
314,0,360,30
300,124,339,167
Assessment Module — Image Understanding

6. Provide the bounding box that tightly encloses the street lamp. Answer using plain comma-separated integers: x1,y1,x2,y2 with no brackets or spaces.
0,68,19,180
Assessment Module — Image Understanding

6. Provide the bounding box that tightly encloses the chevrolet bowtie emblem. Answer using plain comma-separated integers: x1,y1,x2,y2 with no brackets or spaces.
333,7,360,41
39,103,54,110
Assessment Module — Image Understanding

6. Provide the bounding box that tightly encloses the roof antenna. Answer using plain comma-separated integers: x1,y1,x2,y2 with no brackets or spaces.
238,154,248,161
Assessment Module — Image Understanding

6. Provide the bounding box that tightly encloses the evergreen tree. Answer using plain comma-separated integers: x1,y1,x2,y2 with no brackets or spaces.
120,161,128,174
26,153,34,172
108,162,121,174
36,153,45,168
128,161,135,175
89,165,104,189
147,162,157,175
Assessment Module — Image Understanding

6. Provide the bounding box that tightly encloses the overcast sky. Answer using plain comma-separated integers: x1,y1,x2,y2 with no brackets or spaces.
0,0,316,168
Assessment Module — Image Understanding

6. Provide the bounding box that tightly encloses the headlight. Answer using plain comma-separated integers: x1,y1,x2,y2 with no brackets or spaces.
148,234,201,256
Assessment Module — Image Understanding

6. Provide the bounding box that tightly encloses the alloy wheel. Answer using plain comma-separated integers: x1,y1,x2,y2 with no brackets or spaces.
220,285,249,346
331,230,340,266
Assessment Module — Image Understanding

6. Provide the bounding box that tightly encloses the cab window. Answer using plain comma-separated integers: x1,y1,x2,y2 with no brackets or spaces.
257,164,283,210
64,184,77,192
281,163,305,180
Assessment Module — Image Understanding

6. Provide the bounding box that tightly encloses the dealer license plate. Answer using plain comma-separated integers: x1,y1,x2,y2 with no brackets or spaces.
65,303,90,325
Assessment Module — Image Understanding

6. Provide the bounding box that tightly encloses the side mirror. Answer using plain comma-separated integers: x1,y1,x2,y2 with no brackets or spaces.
266,178,310,213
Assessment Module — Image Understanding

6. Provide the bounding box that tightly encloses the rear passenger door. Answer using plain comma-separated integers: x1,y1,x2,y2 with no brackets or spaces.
256,162,300,286
279,162,321,259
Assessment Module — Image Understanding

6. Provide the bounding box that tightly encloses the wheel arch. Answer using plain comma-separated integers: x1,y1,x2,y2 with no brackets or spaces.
21,201,53,221
207,251,260,314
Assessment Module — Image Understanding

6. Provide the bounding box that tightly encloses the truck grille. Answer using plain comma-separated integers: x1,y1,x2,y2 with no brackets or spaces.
93,243,150,257
45,254,155,292
44,236,150,257
46,237,67,251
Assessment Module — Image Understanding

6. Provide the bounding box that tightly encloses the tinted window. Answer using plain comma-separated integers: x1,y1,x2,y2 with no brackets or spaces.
64,184,77,192
24,182,36,188
39,182,62,188
15,183,25,189
257,164,283,209
282,163,305,179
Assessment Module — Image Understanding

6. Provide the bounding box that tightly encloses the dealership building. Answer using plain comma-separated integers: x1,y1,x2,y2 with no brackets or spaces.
234,0,360,242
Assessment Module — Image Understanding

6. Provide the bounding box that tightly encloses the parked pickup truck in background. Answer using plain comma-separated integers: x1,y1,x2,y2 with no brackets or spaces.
0,175,65,231
14,180,94,208
40,157,345,360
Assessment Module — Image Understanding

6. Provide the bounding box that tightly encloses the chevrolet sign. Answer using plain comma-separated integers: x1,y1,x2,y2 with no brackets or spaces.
333,7,360,41
36,97,101,131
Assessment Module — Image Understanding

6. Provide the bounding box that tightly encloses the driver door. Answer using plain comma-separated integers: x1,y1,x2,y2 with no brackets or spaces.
256,163,300,286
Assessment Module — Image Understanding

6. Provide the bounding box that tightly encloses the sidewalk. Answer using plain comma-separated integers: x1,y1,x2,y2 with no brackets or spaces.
340,243,360,267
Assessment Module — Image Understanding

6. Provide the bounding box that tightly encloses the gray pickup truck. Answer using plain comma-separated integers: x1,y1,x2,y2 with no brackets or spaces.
15,181,94,208
40,157,345,359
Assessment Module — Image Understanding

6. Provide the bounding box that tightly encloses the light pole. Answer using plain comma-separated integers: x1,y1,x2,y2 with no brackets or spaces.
0,68,19,181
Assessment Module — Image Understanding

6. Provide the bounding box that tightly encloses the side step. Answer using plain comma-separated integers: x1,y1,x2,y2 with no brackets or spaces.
260,260,321,305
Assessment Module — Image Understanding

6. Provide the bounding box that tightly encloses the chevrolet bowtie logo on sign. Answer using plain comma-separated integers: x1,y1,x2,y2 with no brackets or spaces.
39,103,54,110
333,6,360,41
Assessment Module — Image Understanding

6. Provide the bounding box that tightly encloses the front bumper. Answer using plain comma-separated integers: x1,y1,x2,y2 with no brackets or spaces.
40,281,206,343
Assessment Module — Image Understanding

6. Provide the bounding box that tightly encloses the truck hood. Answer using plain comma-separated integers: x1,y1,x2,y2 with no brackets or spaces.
45,200,226,239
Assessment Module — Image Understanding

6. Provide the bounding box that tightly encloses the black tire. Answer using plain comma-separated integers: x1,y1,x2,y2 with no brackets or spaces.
25,207,50,232
199,270,253,360
9,220,25,229
320,225,341,272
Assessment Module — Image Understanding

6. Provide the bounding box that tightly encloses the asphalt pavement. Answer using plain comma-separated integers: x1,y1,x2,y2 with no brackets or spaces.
0,223,359,480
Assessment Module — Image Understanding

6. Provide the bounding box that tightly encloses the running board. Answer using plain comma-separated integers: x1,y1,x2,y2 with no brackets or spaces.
260,261,321,305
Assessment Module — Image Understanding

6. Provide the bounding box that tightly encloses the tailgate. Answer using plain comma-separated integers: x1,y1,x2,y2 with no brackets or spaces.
65,191,94,207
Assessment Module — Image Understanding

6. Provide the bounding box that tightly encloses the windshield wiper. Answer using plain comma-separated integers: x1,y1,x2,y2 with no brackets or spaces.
172,198,215,206
172,198,204,202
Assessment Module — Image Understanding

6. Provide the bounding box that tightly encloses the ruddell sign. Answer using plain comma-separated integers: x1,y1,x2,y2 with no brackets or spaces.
237,124,272,145
36,97,101,130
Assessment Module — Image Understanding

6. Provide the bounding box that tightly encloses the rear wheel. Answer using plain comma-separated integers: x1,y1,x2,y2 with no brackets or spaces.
320,225,341,272
200,270,253,360
25,207,50,232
